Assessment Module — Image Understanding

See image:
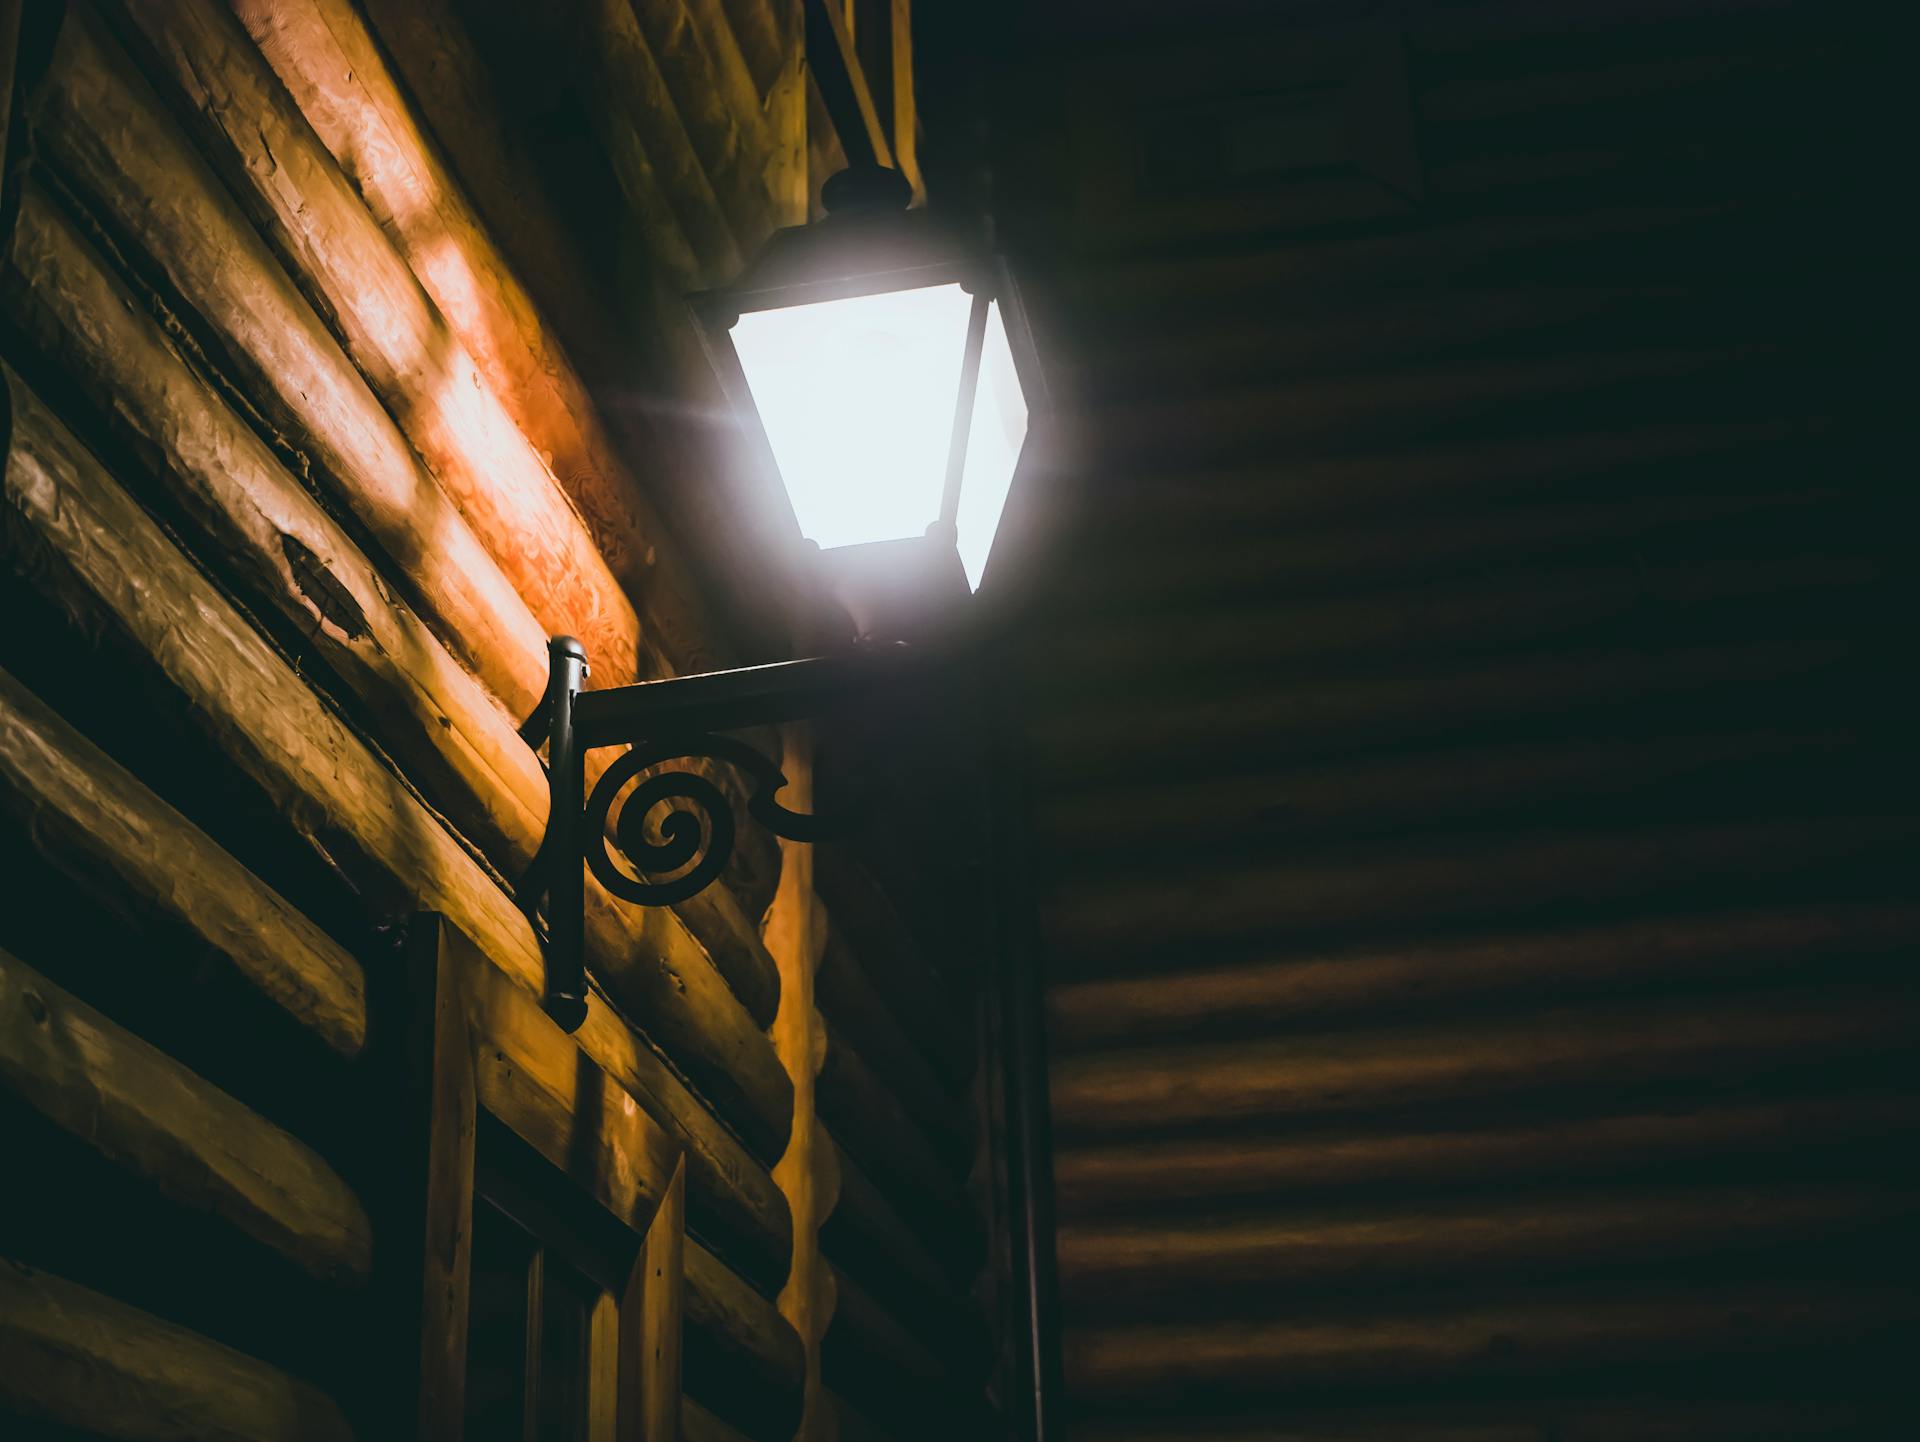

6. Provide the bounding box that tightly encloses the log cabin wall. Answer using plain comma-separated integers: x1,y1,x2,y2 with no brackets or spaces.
992,0,1919,1437
0,2,994,1439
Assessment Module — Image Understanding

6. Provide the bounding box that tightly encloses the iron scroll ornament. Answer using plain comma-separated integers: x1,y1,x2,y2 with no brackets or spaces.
583,734,846,907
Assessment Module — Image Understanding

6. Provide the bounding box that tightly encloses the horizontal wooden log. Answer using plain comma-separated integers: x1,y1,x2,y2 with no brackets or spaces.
1036,550,1883,687
0,369,788,1247
1054,1094,1920,1217
113,0,650,693
1063,1283,1919,1399
1050,991,1917,1135
27,1,546,720
0,665,365,1059
824,1136,973,1305
227,0,729,679
817,920,959,1135
1041,727,1871,861
1030,637,1866,781
1048,904,1920,1050
1058,1184,1910,1305
0,945,370,1287
0,1259,353,1441
1044,818,1917,958
817,1023,971,1235
683,1241,805,1438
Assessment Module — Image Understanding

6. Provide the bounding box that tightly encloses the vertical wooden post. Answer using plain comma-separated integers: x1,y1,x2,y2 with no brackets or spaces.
403,916,480,1441
766,722,839,1441
889,0,921,199
622,1154,687,1441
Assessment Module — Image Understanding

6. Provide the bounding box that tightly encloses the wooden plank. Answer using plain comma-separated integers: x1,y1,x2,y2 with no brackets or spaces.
406,918,480,1442
26,1,546,720
0,1259,353,1441
226,0,729,682
0,945,370,1286
624,1155,687,1442
0,664,366,1059
0,366,790,1249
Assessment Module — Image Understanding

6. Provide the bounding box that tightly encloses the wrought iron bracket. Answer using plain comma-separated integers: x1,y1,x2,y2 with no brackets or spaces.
516,636,933,1031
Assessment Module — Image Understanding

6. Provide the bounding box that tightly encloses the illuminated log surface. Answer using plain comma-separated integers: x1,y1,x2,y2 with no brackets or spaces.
112,0,650,692
0,1260,353,1442
27,3,546,720
0,947,371,1287
0,665,366,1061
222,0,728,680
13,15,794,1120
3,178,778,1033
0,370,789,1263
1049,994,1916,1134
1048,905,1920,1048
1054,1094,1920,1216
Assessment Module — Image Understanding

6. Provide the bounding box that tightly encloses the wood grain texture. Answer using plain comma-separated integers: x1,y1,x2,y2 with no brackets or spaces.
0,663,365,1059
0,1259,353,1441
27,2,548,720
226,0,727,678
0,945,370,1286
626,1156,687,1442
114,0,649,694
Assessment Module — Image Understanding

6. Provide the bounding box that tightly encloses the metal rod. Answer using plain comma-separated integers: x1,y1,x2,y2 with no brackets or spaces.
571,644,941,750
941,291,991,531
541,636,589,1032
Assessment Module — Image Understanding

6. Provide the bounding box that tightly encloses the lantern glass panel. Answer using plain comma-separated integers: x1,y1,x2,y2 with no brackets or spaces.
730,282,973,554
955,299,1029,590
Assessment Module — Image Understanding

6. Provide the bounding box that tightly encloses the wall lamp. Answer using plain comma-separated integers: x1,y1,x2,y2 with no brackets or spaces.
520,165,1043,1032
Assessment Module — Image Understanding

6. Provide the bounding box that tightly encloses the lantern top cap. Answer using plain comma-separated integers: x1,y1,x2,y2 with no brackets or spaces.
693,168,986,322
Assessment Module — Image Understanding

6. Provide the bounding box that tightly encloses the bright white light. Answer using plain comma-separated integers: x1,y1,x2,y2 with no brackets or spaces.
955,300,1029,590
731,283,974,554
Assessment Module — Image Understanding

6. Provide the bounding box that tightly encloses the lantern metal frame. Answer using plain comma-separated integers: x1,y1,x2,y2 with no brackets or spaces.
517,170,1043,1034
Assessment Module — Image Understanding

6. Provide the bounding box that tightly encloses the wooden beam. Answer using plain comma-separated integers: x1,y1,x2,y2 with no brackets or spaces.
1057,1184,1911,1304
0,1260,353,1441
624,1155,687,1442
1053,1094,1920,1217
0,945,371,1287
404,918,480,1442
1050,991,1919,1135
0,664,366,1059
0,366,790,1242
1063,1283,1917,1398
